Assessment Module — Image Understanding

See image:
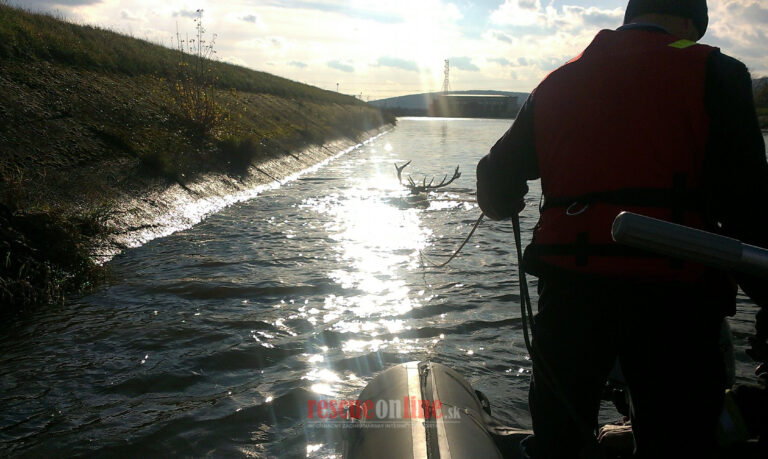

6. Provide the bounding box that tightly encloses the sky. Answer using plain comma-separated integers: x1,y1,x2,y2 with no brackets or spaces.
12,0,768,100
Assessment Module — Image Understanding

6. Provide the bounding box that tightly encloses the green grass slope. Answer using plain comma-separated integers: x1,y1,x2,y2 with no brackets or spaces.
0,4,394,310
0,4,354,102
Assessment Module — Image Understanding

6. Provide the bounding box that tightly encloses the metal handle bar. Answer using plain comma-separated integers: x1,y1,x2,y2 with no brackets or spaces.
611,212,768,279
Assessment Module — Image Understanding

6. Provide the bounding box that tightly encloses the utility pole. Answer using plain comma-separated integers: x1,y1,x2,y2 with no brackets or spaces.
336,82,339,92
442,59,451,93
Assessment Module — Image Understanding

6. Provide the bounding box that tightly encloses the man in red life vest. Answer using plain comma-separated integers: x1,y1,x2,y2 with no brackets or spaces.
476,0,768,456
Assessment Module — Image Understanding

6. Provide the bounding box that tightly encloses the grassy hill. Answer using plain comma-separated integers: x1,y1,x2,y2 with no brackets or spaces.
0,4,393,310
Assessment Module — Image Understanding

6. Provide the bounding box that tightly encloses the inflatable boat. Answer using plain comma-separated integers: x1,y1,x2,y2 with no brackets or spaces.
342,361,531,459
341,214,768,459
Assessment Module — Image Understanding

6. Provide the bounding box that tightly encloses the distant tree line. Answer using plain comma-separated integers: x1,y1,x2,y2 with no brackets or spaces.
754,78,768,129
756,85,768,108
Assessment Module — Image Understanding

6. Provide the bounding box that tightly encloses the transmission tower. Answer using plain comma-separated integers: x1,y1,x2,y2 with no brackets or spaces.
442,59,451,93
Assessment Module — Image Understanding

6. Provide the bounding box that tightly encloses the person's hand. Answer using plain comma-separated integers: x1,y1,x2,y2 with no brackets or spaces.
476,157,525,220
476,180,524,220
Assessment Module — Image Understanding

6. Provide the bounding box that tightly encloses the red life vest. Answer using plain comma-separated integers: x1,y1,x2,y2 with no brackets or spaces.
529,29,719,281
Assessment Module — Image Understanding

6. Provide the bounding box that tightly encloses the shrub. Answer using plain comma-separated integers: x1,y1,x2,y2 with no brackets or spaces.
168,10,224,135
0,205,107,309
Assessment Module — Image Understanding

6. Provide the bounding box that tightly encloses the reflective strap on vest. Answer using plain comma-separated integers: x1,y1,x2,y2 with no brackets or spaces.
668,39,697,49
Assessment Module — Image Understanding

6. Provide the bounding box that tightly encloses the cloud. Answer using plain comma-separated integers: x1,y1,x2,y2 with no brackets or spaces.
173,9,199,19
484,1,626,85
120,10,140,21
490,1,622,32
448,56,479,71
249,37,285,49
492,31,513,43
555,5,623,31
489,57,512,66
327,60,354,73
13,0,767,98
238,36,286,51
241,14,259,24
536,56,564,72
265,1,404,24
724,0,768,23
490,0,542,26
581,9,621,28
376,56,418,72
709,0,768,75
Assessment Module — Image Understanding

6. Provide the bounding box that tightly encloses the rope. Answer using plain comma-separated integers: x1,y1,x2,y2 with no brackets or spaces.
420,209,600,452
511,214,600,454
512,215,535,354
420,213,484,268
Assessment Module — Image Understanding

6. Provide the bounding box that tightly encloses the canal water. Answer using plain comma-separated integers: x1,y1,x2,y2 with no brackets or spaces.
1,119,764,457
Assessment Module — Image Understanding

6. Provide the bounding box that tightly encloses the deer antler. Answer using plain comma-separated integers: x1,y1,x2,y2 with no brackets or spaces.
395,160,412,185
394,162,461,193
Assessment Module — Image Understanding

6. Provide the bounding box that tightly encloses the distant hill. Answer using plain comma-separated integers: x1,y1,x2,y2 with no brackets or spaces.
373,80,767,110
370,90,530,111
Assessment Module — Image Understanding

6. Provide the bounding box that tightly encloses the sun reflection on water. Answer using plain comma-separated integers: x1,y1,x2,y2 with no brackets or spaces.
302,172,430,321
298,150,435,398
303,368,342,396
